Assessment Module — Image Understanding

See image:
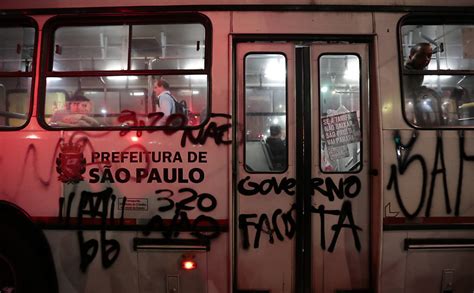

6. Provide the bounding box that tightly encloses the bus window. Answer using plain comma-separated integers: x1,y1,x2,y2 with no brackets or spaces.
45,75,207,127
0,26,34,73
0,26,35,128
53,25,128,72
400,22,474,127
319,54,362,172
42,15,210,129
244,53,288,172
131,24,205,70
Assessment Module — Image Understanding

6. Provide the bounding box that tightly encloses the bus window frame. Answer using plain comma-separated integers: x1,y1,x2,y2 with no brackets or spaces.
0,17,38,131
38,12,212,131
398,13,474,130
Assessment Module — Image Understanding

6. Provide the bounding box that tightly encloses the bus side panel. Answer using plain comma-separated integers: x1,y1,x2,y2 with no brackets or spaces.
0,120,62,216
45,230,139,293
232,11,373,35
0,11,233,293
377,13,474,293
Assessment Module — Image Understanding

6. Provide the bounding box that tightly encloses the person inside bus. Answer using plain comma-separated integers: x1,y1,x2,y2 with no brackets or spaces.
265,125,287,170
403,42,440,125
153,78,175,125
404,42,433,89
50,93,100,127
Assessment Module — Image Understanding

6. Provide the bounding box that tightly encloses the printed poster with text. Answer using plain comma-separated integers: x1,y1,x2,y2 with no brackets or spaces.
322,111,361,161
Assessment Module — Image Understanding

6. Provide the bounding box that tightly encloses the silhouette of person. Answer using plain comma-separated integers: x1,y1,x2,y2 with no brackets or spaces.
403,42,441,126
404,42,433,97
265,125,287,170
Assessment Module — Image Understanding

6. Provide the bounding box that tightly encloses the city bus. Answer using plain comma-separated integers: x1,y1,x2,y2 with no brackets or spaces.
0,1,473,292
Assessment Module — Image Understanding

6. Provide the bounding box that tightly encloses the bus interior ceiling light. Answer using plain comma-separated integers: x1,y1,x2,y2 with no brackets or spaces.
264,58,286,81
106,76,138,81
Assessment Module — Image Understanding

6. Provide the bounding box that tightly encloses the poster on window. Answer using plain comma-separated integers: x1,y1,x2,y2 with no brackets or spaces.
322,111,361,160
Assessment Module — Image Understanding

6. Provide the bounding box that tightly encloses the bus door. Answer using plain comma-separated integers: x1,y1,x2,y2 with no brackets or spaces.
235,42,370,292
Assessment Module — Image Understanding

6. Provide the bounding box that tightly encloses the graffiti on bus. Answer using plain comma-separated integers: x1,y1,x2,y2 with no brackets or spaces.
143,188,220,240
57,188,124,272
59,186,221,272
239,204,296,249
78,188,120,272
117,111,232,147
238,175,363,252
387,130,474,218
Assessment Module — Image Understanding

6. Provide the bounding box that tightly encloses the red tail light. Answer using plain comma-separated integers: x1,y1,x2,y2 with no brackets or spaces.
181,257,197,270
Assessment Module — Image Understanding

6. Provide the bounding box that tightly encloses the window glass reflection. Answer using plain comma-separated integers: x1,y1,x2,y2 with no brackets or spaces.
244,54,288,172
0,77,32,127
44,75,207,128
401,25,474,71
401,24,474,127
53,26,128,71
0,27,35,72
131,24,205,70
319,55,361,172
53,23,207,72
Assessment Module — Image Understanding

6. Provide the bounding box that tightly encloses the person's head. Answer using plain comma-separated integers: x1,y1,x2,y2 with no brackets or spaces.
67,94,92,114
407,42,433,70
153,78,170,96
270,125,282,137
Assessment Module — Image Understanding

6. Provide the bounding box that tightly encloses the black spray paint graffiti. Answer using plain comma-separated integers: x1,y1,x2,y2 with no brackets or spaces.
311,176,361,200
55,113,229,271
59,186,222,271
180,113,232,147
311,201,362,252
387,130,474,218
455,130,474,215
58,188,124,272
238,176,296,196
58,188,127,227
238,175,362,252
117,111,188,135
12,141,64,197
239,204,296,249
117,112,232,148
143,188,220,240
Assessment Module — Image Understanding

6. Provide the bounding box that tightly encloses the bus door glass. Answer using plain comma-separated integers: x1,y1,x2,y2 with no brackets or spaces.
236,42,370,292
311,44,370,292
236,43,296,293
